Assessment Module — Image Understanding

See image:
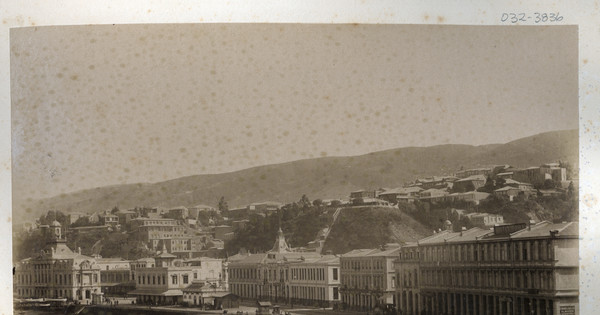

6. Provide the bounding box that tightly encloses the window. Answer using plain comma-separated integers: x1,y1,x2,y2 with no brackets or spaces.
522,242,528,261
172,275,178,284
183,275,189,284
194,272,197,279
333,268,338,281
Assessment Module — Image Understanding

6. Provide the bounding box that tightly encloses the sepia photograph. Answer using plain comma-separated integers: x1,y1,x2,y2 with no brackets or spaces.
10,23,579,315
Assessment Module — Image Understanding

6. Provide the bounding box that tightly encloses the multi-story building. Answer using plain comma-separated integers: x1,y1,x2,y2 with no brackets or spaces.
288,255,341,307
540,163,567,183
350,190,377,202
13,221,102,304
99,213,119,227
116,210,138,228
513,167,546,185
445,191,490,205
129,245,225,305
228,228,338,305
96,257,135,296
166,206,189,220
339,244,400,312
131,217,186,251
395,221,579,315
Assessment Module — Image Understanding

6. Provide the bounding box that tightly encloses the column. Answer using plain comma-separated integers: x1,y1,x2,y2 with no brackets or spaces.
465,294,470,315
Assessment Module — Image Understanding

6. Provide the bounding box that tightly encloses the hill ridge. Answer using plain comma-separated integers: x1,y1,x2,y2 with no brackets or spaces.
13,129,577,223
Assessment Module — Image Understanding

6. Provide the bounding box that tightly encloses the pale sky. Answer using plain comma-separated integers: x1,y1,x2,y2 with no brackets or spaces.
10,24,578,200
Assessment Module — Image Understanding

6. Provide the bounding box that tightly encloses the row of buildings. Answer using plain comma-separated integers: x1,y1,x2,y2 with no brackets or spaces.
14,223,234,308
14,218,579,314
227,220,579,315
349,162,571,207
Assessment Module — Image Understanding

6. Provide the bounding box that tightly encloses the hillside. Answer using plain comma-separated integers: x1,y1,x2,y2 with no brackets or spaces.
13,129,578,223
321,206,431,254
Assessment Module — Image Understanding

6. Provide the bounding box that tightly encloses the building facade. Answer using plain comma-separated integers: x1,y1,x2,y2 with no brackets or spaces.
129,245,225,305
14,222,102,304
339,244,400,312
131,217,186,251
395,221,579,315
96,257,135,296
227,228,339,306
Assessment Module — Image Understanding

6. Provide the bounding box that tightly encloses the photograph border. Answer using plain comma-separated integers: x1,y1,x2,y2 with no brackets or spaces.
1,1,598,314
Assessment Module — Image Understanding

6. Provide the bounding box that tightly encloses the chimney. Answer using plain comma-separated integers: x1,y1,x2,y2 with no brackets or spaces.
78,247,81,255
528,220,535,231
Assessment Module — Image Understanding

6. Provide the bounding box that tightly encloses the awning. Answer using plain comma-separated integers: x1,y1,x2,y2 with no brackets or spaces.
209,292,238,298
128,289,183,296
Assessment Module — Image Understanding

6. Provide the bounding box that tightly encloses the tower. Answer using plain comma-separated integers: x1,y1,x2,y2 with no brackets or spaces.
50,220,62,240
270,227,291,253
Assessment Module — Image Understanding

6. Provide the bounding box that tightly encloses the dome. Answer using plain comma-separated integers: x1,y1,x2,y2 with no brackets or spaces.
51,220,62,227
444,220,452,225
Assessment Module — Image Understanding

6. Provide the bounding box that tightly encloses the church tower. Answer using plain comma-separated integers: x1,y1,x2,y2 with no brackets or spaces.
270,227,291,253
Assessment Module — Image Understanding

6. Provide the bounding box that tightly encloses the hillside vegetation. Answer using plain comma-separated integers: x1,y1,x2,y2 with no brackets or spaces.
321,207,431,254
14,129,578,223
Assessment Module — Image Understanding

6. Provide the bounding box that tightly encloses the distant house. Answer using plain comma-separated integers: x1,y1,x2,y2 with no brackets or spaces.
455,167,491,179
116,210,137,226
496,172,514,180
352,197,391,206
540,163,567,182
167,206,190,220
350,190,377,202
248,201,282,212
189,205,216,219
465,212,504,228
378,188,404,204
380,186,424,204
493,186,522,201
453,175,486,192
419,188,448,199
99,213,119,227
504,179,534,191
446,191,490,205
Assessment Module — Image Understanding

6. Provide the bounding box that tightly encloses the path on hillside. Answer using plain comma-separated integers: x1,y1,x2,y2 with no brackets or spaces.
317,207,342,253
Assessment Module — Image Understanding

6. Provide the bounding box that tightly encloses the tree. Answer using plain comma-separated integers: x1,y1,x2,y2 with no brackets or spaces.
567,181,575,199
111,206,120,214
541,179,557,190
71,216,96,227
312,199,323,207
559,160,575,179
495,177,506,188
477,175,496,193
330,200,342,207
218,196,228,212
299,194,311,209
